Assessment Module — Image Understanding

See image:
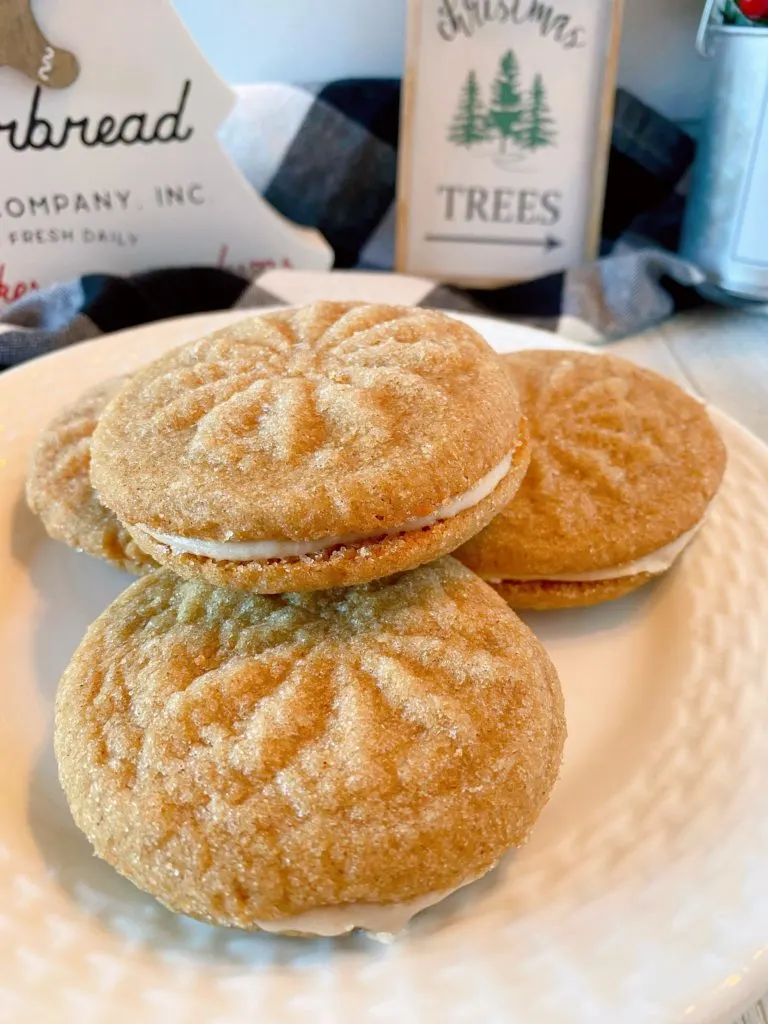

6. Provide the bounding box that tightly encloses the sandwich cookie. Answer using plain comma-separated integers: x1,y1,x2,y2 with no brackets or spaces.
90,302,529,592
456,350,727,610
26,377,157,575
55,558,565,937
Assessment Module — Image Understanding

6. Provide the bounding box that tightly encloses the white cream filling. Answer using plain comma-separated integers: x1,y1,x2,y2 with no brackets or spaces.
138,452,514,562
483,518,706,584
252,886,454,939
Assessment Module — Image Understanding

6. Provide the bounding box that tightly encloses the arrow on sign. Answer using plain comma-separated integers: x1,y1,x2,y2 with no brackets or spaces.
424,234,563,251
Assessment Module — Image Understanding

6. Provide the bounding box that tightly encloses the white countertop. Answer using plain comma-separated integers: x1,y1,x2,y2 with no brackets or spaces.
609,308,768,446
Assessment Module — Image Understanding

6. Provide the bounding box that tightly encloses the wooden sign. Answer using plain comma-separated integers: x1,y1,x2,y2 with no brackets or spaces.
0,0,331,305
396,0,623,285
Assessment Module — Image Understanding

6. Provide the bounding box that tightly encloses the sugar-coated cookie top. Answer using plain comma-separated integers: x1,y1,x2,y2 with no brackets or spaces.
26,376,156,574
457,349,727,576
55,558,564,926
91,302,522,541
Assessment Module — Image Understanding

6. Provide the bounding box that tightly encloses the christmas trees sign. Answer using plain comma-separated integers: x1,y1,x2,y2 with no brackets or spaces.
448,51,557,156
397,0,623,285
0,0,330,305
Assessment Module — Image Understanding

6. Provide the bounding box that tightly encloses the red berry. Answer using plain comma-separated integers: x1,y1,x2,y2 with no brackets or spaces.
737,0,768,19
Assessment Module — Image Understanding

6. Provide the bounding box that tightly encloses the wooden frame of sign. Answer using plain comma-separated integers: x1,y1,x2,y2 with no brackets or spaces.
396,0,623,286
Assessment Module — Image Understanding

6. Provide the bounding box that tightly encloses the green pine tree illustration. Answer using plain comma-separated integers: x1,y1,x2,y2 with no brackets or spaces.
521,73,557,151
487,49,526,153
447,70,488,148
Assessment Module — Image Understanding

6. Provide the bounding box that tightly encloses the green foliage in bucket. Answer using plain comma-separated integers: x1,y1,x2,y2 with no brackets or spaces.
720,0,750,23
721,0,768,23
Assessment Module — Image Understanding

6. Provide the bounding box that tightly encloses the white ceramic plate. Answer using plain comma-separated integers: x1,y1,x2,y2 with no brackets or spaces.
1,311,767,1024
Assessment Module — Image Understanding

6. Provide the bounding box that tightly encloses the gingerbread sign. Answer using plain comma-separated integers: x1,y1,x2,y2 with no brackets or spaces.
0,0,78,89
0,0,331,304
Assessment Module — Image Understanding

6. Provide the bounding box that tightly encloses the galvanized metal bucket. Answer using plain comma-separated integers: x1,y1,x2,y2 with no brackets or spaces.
680,0,768,301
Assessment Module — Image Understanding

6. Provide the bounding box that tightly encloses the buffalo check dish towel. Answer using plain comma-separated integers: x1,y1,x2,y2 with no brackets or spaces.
0,79,728,367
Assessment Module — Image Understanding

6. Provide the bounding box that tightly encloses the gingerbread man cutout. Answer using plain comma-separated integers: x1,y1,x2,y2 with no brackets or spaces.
0,0,78,88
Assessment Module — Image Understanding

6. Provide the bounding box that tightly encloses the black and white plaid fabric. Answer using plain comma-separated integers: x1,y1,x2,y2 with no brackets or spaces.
0,80,721,369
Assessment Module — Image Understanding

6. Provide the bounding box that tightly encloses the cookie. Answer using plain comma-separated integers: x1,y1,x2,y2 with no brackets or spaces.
55,558,565,936
456,350,727,610
489,574,656,612
90,302,529,592
26,377,157,575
